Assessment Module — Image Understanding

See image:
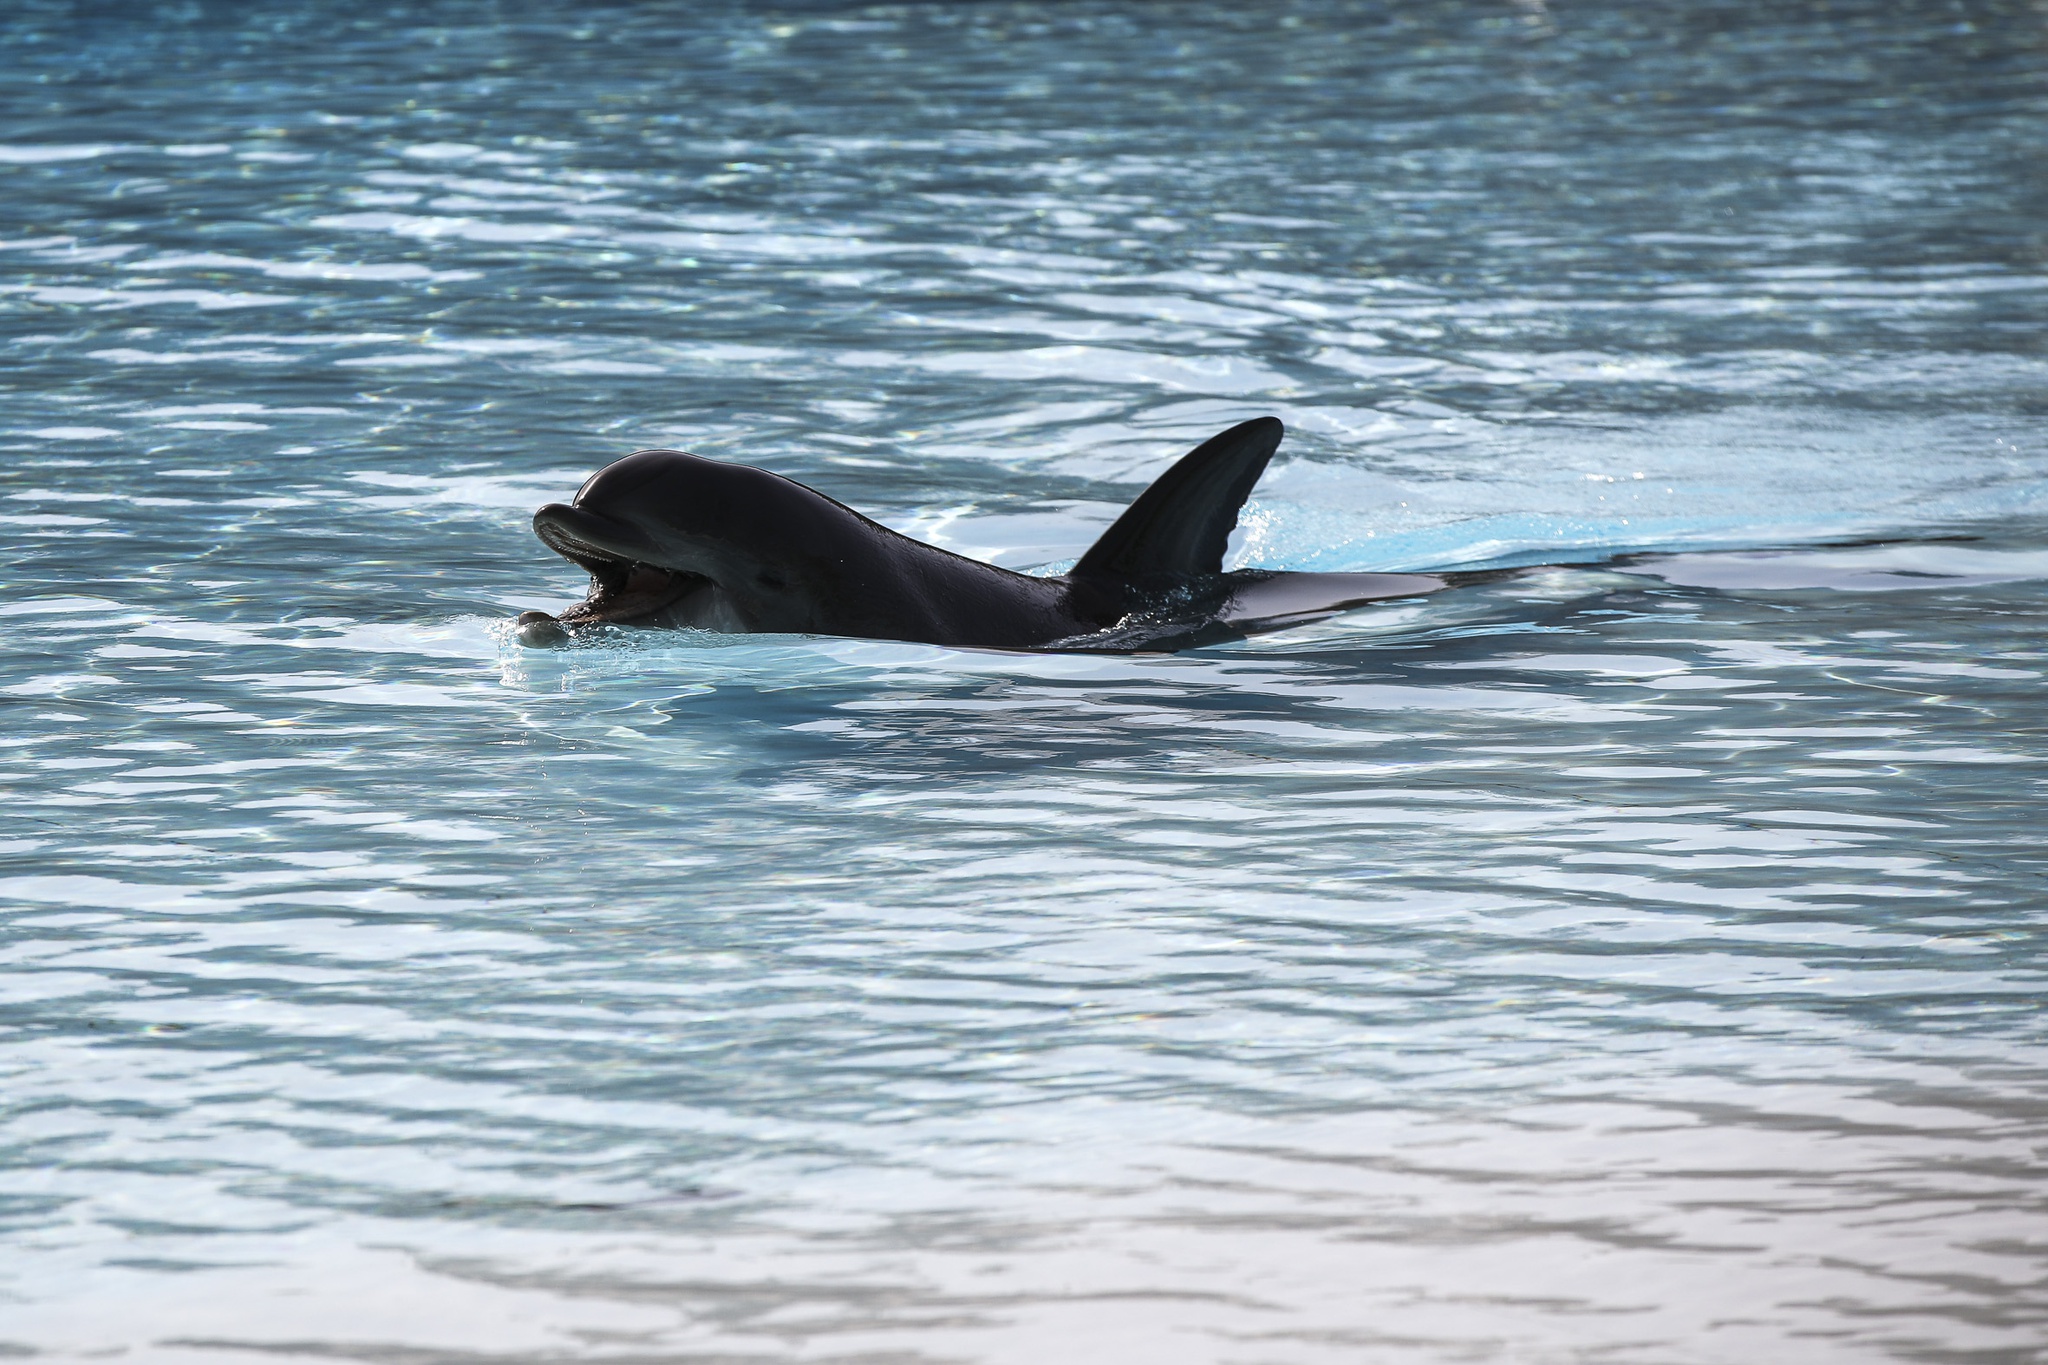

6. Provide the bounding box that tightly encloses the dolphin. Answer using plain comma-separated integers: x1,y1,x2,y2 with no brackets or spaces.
516,417,1448,653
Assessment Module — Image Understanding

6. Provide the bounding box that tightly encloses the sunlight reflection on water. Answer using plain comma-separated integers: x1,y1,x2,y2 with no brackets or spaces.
3,1,2046,1361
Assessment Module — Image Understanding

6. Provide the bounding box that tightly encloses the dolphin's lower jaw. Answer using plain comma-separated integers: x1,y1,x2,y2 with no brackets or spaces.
560,562,717,623
515,567,736,646
525,505,740,642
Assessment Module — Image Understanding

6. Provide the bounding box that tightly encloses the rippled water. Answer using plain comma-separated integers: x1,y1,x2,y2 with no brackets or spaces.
4,2,2047,1360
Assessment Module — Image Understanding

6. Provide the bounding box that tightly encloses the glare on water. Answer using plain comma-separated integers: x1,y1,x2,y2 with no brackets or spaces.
2,2,2045,1361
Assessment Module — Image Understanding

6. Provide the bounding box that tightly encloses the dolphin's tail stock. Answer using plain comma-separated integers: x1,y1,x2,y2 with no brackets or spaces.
1072,417,1284,582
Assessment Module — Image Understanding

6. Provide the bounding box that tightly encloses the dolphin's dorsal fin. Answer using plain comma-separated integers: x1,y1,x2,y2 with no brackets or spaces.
1073,417,1283,581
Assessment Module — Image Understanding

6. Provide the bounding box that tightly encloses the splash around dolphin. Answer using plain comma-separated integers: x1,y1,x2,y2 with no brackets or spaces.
516,417,1447,653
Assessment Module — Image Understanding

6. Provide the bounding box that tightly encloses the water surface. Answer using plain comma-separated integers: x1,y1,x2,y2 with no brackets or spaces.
3,2,2047,1360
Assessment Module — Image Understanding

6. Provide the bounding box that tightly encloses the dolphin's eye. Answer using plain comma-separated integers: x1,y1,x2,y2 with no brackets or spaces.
756,570,787,590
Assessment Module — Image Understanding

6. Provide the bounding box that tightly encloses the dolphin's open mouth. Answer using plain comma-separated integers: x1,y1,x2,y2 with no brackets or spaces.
533,509,709,626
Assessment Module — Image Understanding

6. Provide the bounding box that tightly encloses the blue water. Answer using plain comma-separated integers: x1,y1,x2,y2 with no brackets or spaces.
4,2,2047,1360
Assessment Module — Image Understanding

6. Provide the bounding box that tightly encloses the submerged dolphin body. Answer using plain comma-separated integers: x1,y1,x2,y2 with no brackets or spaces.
518,417,1446,653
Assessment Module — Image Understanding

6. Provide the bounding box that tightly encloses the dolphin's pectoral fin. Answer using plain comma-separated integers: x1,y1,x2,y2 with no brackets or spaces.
1073,416,1285,581
1220,571,1447,628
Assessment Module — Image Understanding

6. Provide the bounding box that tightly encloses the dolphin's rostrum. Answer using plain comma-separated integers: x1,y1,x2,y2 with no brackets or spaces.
518,417,1446,652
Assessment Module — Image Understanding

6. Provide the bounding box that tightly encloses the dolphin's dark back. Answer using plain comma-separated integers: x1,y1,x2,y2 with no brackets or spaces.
563,447,1096,646
524,414,1447,653
1072,417,1283,581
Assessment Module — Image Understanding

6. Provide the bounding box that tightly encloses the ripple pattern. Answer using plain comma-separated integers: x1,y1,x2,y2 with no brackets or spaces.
3,2,2047,1361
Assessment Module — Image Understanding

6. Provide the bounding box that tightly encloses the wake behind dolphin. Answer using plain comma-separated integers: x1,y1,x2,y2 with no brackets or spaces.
516,418,1447,653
